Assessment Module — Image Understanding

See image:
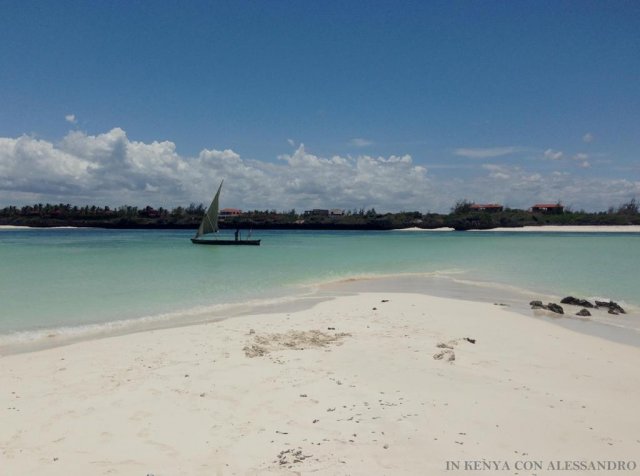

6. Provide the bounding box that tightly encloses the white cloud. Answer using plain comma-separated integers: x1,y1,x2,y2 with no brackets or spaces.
582,132,594,143
348,138,373,147
454,146,522,159
0,129,430,211
0,128,636,212
65,114,77,124
544,149,564,160
482,164,510,179
545,150,593,169
571,153,591,168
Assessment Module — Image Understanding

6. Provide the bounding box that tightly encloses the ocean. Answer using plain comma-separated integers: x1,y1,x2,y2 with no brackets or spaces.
1,227,639,351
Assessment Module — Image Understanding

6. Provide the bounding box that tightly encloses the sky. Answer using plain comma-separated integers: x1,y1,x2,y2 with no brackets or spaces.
0,0,638,212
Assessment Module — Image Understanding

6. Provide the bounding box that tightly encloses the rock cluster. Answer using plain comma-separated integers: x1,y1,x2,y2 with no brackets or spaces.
560,296,594,308
530,296,626,316
562,296,626,315
595,300,626,315
529,301,564,314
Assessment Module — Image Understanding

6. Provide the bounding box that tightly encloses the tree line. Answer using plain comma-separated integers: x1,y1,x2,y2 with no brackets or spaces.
0,199,638,230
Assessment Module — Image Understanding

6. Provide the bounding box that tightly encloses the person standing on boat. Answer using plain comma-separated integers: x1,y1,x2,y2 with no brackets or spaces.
234,229,239,241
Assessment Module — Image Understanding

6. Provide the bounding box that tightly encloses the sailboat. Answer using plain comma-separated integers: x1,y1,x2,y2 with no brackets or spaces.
191,181,261,246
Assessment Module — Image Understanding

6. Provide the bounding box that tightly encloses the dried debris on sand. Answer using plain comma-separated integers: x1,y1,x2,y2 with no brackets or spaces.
275,447,312,466
433,337,476,362
243,330,351,358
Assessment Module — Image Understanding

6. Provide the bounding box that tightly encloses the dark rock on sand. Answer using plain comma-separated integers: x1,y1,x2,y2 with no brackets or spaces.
561,296,594,308
610,301,625,314
529,301,564,314
465,337,476,344
576,308,591,317
546,303,564,314
595,300,626,314
531,300,564,314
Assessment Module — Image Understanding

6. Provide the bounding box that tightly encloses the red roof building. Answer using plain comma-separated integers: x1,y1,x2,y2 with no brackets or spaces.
531,203,564,213
220,208,243,216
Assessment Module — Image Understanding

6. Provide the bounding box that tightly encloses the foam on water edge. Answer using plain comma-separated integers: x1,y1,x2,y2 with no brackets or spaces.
2,269,638,355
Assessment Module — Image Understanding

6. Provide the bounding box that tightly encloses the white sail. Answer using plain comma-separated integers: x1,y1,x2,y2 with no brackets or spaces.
194,181,223,238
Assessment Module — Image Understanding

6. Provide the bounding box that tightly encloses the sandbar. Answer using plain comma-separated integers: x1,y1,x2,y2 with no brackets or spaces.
1,291,638,474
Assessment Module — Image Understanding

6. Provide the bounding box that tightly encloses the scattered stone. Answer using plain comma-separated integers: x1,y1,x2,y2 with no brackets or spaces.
372,307,377,311
199,393,206,397
383,444,389,449
300,394,307,398
312,419,319,423
327,327,335,330
576,309,591,317
381,299,389,303
465,337,476,344
561,296,594,308
530,300,546,309
546,303,564,314
248,328,255,335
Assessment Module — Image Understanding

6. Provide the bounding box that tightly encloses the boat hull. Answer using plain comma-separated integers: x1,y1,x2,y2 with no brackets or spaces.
191,238,261,246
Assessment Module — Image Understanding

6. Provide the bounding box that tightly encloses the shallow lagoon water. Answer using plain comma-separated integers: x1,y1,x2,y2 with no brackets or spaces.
1,228,638,348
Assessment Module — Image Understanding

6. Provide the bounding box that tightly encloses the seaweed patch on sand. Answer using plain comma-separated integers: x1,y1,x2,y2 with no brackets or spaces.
243,330,351,358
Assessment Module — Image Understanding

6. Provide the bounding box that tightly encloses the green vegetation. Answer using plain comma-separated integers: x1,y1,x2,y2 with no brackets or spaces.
0,200,639,230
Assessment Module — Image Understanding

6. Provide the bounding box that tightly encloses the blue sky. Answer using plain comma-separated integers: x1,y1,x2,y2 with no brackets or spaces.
1,0,638,212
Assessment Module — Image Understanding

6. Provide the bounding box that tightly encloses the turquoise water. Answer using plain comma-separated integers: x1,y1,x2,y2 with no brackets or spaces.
1,228,639,343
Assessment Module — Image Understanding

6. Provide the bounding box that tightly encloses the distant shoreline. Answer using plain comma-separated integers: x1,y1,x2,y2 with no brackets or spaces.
3,203,640,231
3,223,640,233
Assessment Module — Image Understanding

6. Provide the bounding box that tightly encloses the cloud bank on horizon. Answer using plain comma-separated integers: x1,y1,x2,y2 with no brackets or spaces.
0,128,637,213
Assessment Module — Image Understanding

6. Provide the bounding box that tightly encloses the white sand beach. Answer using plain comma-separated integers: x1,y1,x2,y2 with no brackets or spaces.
471,225,640,233
1,291,639,475
394,225,640,232
0,225,82,230
393,226,455,231
0,225,34,230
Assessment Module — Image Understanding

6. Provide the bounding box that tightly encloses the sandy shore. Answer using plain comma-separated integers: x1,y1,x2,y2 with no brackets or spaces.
0,225,81,230
393,225,640,232
471,225,640,233
393,226,454,231
2,292,639,475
